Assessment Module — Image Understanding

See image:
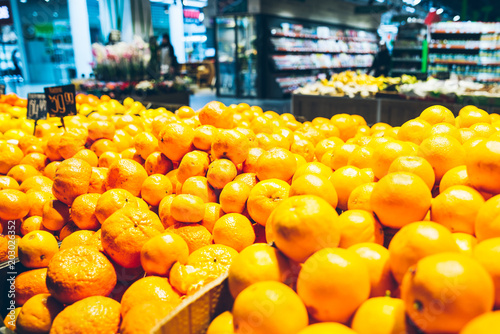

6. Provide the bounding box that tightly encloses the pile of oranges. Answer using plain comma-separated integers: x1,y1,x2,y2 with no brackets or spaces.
0,91,500,333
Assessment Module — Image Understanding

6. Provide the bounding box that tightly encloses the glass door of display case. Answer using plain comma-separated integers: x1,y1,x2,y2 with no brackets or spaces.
216,17,237,96
236,16,257,97
215,15,259,98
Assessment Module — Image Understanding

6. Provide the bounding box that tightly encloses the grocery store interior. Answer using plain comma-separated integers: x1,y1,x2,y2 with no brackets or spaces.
4,1,500,334
2,0,500,115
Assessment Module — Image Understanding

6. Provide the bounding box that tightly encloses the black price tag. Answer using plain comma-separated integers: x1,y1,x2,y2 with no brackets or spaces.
44,84,77,117
27,93,47,121
0,84,5,95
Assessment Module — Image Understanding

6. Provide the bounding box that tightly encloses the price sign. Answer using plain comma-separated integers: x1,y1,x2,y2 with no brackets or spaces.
44,84,77,117
0,84,5,95
27,93,47,120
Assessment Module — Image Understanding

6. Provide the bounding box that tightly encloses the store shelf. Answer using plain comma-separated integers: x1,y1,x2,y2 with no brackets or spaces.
270,31,377,42
392,58,422,62
431,60,478,65
391,69,424,74
275,65,370,71
431,30,485,34
273,47,376,54
429,44,479,50
393,47,423,51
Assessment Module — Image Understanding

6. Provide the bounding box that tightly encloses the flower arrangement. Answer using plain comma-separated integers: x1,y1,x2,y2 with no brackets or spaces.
91,36,152,81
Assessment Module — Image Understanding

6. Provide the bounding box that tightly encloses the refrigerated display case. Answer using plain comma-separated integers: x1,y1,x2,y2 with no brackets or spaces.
215,15,259,98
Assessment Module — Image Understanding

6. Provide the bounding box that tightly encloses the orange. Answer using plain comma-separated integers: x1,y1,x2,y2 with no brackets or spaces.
206,311,234,334
475,194,500,241
314,137,343,162
106,158,148,197
170,194,206,223
0,142,24,174
140,232,189,276
351,295,407,334
167,223,213,253
58,221,80,241
401,252,494,334
472,238,500,308
242,147,265,173
59,230,95,250
72,149,98,167
247,179,290,226
17,230,59,268
321,143,358,171
26,190,53,217
20,216,48,236
88,120,116,141
228,243,292,299
121,300,177,334
347,182,376,213
290,135,315,162
457,106,491,127
431,185,484,234
158,194,178,228
297,323,357,334
439,165,471,192
337,210,383,248
397,118,431,144
0,175,20,191
232,281,308,334
219,181,251,214
212,129,250,165
52,158,92,205
388,221,459,284
255,148,297,182
133,132,159,160
296,125,325,145
90,138,119,157
19,175,52,193
460,311,500,334
453,232,478,256
14,268,49,306
349,243,397,297
255,132,279,150
88,167,107,194
297,248,370,323
180,176,218,203
388,155,435,190
87,229,104,252
270,195,340,263
470,122,496,138
330,166,370,211
199,101,234,129
140,174,173,206
213,213,256,252
371,140,415,180
347,146,374,169
459,128,477,143
95,188,147,224
419,105,455,125
42,200,70,231
49,296,121,334
201,202,224,233
144,151,173,175
101,207,164,268
3,307,20,332
466,139,500,195
16,293,63,334
234,172,259,188
292,161,334,181
371,172,432,229
207,159,238,189
7,164,40,184
177,150,210,184
193,124,218,151
158,122,195,161
0,189,29,221
70,193,100,230
290,174,338,208
418,134,465,183
427,122,461,140
330,114,357,141
97,151,121,168
46,246,117,304
58,130,87,159
169,244,237,295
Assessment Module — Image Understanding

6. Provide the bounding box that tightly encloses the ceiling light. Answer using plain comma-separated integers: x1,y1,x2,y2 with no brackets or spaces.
453,15,460,21
436,8,444,15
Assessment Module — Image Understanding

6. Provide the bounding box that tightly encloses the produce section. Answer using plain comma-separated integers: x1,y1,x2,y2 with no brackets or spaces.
1,91,500,333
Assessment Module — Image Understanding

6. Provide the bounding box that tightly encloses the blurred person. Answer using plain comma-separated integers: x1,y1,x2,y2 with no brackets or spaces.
368,42,391,77
160,34,179,77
